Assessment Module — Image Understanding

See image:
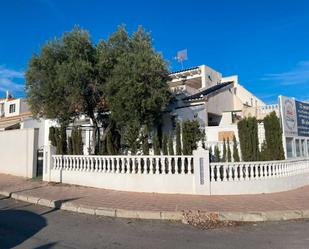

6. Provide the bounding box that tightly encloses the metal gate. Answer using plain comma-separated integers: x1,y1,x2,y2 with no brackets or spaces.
36,149,44,178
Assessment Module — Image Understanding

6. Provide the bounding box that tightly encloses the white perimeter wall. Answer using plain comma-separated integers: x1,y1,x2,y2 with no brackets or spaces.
0,128,39,178
50,170,195,194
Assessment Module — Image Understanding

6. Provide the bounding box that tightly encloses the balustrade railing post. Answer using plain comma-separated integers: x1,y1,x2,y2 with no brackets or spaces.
43,145,56,182
193,148,210,195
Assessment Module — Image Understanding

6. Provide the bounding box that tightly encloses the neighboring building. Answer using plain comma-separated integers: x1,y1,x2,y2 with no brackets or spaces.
0,92,31,131
164,64,280,158
279,96,309,159
0,92,51,150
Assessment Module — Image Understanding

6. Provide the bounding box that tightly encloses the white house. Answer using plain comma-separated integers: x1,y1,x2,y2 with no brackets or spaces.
163,64,277,154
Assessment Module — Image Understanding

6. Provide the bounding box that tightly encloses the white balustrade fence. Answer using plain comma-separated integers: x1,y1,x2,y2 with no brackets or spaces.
44,146,203,195
43,146,309,195
52,155,194,175
209,159,309,195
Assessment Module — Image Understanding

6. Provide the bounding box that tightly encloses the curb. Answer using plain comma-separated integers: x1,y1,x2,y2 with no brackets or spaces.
1,191,309,223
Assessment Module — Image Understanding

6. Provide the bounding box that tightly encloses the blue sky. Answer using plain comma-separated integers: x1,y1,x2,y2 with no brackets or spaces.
1,0,309,103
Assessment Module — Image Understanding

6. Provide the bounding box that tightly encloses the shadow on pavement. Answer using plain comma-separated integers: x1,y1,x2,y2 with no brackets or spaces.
33,242,58,249
40,197,82,216
0,209,47,249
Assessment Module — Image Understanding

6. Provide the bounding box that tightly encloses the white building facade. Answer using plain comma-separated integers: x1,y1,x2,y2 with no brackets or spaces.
164,65,278,158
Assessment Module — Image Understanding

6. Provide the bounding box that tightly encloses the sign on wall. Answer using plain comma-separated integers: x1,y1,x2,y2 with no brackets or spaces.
279,96,309,137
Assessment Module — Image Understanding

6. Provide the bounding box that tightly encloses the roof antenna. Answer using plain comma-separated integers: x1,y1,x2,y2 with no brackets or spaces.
174,49,188,70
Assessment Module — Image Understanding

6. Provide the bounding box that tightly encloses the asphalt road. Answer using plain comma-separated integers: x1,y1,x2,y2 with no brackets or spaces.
1,196,309,249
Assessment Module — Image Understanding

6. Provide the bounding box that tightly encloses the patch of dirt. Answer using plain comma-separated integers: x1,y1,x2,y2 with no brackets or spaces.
183,210,250,230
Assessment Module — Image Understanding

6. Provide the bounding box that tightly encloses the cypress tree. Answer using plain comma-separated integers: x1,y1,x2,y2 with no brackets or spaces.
237,119,247,161
162,134,168,155
232,135,240,162
176,122,182,155
168,133,174,155
263,111,285,160
68,136,73,155
99,138,107,155
222,138,227,162
142,126,150,155
60,125,67,155
53,126,67,155
71,127,77,154
77,128,83,154
153,132,161,155
182,120,202,155
227,138,232,162
237,117,259,161
250,117,259,161
214,145,220,162
49,127,57,147
209,146,213,162
259,140,268,161
72,127,83,155
107,131,116,155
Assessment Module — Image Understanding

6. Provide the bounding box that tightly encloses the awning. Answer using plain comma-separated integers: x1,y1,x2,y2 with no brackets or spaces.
182,81,233,101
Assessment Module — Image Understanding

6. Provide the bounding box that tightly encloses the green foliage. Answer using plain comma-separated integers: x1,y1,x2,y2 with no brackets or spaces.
103,26,171,149
68,136,73,155
59,125,68,155
222,139,227,162
153,132,161,155
49,126,68,155
214,145,221,162
26,26,170,155
49,127,57,147
106,131,116,155
232,135,240,162
263,111,285,160
227,138,232,162
259,140,269,161
99,139,108,155
123,120,140,155
237,117,259,161
168,133,174,155
182,120,203,155
176,122,182,155
201,130,206,149
71,127,83,155
141,126,150,155
162,134,168,155
26,27,103,152
209,146,213,161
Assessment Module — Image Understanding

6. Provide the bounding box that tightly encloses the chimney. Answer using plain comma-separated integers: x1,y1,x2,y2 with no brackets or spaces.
6,91,9,99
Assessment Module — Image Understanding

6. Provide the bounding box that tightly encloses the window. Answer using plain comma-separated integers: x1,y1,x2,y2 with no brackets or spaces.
9,104,15,113
301,139,306,157
296,139,301,157
286,138,293,158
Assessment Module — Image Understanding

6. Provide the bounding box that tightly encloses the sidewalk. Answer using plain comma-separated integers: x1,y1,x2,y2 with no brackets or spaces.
1,173,309,222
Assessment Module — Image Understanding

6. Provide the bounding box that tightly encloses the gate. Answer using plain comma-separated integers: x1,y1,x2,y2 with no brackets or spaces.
36,149,44,177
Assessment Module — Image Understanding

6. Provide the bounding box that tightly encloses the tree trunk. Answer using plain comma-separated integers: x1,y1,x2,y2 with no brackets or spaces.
89,114,100,155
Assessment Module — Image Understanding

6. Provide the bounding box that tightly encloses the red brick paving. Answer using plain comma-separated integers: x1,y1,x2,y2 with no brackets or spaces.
1,173,309,212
